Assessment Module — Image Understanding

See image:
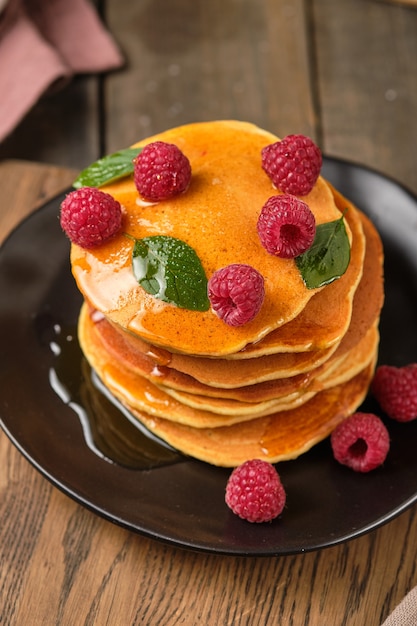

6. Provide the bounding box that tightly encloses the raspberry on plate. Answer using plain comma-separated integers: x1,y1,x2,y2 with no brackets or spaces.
60,187,122,248
257,194,316,258
225,459,286,523
261,134,322,196
208,264,265,327
371,364,417,422
133,141,192,202
330,412,390,473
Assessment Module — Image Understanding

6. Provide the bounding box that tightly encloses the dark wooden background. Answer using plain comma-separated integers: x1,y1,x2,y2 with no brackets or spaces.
1,1,417,624
1,0,416,196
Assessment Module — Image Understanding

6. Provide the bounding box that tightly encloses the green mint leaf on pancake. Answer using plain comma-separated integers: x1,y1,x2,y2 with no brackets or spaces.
295,214,351,289
73,148,142,189
131,235,210,311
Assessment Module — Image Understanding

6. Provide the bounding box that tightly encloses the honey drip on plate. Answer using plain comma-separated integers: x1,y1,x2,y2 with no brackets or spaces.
49,323,183,470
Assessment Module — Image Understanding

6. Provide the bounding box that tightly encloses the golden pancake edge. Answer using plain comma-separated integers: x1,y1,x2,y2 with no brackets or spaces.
70,120,384,467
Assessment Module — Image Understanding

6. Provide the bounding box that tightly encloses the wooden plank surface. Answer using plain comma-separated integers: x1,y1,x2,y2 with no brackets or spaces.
1,0,417,623
0,224,416,626
1,0,416,197
0,77,101,170
313,0,417,194
381,0,417,6
1,152,417,626
105,0,317,149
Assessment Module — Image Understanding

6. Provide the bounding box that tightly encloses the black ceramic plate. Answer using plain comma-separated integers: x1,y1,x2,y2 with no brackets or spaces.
1,157,417,556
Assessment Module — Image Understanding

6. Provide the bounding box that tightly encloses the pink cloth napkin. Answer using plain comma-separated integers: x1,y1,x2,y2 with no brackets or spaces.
381,586,417,626
0,0,124,142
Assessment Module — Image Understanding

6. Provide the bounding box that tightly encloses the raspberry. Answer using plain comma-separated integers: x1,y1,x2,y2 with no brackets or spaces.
257,194,316,258
225,459,286,523
60,187,122,248
208,264,265,327
261,134,322,195
133,141,191,201
371,364,417,422
330,412,390,473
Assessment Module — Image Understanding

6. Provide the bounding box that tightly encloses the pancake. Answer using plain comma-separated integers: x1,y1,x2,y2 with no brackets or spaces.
334,205,384,355
79,296,378,427
80,204,381,401
223,185,367,357
83,294,377,406
71,121,349,357
92,189,365,396
158,324,379,412
80,307,308,426
126,362,376,466
92,309,337,389
68,120,384,467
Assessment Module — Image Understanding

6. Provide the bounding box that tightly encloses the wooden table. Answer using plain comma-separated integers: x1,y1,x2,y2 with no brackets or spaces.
1,1,417,624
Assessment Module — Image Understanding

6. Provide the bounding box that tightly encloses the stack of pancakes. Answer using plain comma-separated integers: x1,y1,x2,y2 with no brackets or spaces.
71,121,384,467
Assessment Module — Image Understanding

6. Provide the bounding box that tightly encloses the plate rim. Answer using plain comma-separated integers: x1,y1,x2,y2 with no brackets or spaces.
1,155,417,556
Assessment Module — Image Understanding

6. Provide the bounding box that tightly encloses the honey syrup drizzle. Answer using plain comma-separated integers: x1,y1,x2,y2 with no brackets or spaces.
48,322,183,470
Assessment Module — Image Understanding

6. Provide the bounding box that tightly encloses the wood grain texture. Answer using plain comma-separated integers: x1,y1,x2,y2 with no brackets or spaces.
105,0,317,149
0,77,101,170
312,0,417,194
1,0,417,622
0,161,77,244
1,422,417,625
0,162,416,625
380,0,417,6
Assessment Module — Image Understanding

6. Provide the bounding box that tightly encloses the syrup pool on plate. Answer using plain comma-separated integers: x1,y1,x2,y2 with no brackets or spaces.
48,322,183,470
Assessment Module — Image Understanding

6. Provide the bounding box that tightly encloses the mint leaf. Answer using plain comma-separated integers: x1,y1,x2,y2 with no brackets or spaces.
131,235,210,311
73,148,142,189
295,214,351,289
